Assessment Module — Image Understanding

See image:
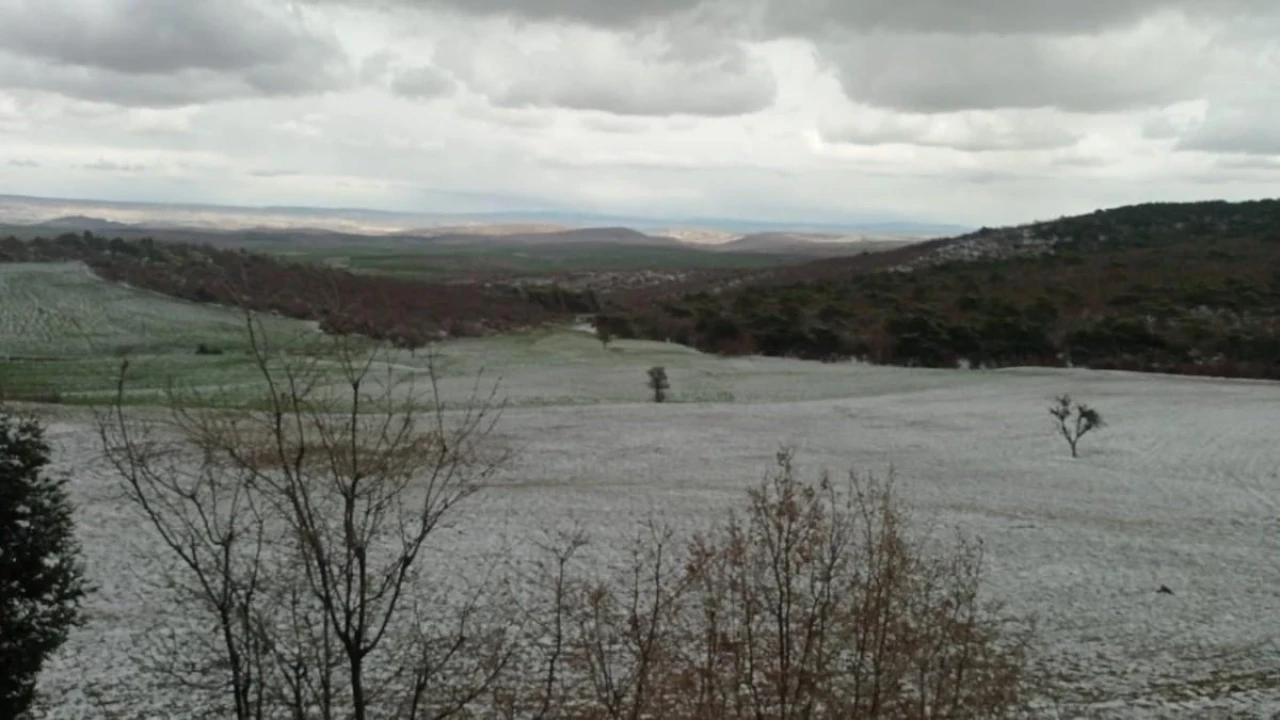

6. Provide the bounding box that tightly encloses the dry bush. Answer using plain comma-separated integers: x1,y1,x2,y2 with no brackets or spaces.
524,449,1035,720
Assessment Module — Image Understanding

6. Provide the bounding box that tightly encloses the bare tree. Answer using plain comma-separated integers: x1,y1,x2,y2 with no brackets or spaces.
1049,394,1105,458
97,313,514,719
570,521,689,720
523,449,1035,719
646,367,669,404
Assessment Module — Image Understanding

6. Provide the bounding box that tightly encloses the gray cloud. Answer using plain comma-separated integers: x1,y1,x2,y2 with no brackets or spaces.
8,158,40,167
1174,92,1280,155
389,65,456,99
819,28,1204,114
456,102,559,130
324,1,1269,119
0,0,350,105
0,53,340,107
438,26,776,116
578,114,656,133
1141,115,1183,140
1178,122,1280,156
821,112,1081,152
308,0,1269,35
83,159,147,172
249,168,303,177
1217,156,1280,170
763,0,1269,36
308,0,710,29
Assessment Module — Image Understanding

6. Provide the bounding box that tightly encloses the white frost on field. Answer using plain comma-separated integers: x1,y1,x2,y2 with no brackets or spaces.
0,262,308,358
29,336,1280,718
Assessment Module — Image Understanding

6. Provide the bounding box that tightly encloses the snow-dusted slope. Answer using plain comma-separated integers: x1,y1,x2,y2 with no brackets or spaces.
34,343,1280,718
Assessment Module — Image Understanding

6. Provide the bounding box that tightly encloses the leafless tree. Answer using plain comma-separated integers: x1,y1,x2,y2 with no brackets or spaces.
1049,394,1105,458
97,312,514,719
518,448,1036,720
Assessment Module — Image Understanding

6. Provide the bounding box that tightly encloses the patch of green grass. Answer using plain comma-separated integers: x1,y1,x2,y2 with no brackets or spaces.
0,263,313,357
0,263,330,404
285,243,805,279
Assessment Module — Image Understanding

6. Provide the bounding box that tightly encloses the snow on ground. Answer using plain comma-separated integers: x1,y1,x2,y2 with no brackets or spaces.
30,339,1280,718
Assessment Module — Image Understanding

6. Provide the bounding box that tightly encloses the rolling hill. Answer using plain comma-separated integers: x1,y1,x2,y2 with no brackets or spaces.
605,198,1280,379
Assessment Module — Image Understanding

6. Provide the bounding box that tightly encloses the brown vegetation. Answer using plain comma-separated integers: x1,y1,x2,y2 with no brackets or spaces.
515,449,1035,719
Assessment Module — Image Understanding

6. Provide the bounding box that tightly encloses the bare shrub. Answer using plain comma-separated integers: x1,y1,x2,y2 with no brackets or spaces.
524,449,1035,720
97,314,514,720
1049,394,1105,458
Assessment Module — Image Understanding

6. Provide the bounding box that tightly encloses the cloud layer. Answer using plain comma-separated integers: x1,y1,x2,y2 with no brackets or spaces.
0,0,350,105
0,0,1276,225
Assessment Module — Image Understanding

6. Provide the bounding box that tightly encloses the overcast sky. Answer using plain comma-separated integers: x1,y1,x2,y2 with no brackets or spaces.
0,0,1277,226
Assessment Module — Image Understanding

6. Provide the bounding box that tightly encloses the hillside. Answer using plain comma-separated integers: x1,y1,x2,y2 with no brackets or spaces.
901,199,1280,267
604,199,1280,379
0,232,592,349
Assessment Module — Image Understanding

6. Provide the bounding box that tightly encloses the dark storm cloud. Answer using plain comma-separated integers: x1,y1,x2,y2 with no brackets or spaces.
0,0,350,104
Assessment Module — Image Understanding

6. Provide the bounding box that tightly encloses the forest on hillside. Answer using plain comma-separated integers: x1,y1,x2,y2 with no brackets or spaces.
600,200,1280,379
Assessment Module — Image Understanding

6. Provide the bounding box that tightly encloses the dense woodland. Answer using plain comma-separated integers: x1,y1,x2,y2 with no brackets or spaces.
602,200,1280,379
0,232,597,347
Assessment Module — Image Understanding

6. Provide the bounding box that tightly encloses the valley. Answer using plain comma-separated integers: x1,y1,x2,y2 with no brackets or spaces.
2,197,1278,718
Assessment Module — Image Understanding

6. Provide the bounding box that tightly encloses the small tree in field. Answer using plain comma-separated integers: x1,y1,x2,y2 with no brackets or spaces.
1050,393,1105,458
647,366,670,403
596,323,614,349
0,410,87,717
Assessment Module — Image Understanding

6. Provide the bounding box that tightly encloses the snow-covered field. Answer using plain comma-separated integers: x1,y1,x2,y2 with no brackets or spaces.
27,327,1280,719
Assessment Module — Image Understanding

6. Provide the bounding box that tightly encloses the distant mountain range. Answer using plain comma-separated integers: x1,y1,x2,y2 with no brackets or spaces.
0,193,970,240
6,215,927,256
